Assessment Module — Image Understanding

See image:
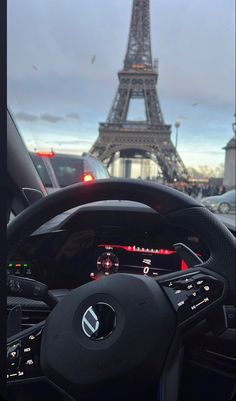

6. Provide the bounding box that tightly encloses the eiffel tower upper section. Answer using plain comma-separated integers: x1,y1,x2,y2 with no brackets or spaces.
90,0,188,181
124,0,152,70
106,0,164,127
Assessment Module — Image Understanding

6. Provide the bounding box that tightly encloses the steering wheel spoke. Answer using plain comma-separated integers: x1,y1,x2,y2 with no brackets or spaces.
154,268,227,401
158,267,226,327
7,321,45,384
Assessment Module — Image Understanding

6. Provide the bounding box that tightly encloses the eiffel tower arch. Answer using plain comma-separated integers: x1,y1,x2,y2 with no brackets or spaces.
89,0,188,181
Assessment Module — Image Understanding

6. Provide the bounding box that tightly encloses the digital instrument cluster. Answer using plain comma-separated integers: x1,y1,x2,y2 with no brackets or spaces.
89,243,189,281
7,221,208,290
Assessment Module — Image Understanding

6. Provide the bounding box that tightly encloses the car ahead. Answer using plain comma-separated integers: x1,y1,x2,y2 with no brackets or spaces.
30,151,110,190
201,189,236,214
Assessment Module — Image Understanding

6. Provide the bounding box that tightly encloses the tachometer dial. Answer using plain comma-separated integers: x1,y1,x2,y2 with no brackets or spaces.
97,252,119,275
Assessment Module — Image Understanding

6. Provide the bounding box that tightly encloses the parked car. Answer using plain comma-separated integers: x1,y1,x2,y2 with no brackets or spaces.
201,189,236,214
30,151,110,190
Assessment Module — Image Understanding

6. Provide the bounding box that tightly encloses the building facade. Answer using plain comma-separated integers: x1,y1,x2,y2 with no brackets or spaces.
223,135,236,189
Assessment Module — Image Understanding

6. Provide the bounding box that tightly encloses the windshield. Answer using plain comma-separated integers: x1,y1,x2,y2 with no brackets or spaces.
7,0,235,213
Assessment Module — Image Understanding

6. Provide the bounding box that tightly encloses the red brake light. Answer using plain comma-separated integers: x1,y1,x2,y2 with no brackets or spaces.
36,151,55,158
181,260,188,271
82,173,95,182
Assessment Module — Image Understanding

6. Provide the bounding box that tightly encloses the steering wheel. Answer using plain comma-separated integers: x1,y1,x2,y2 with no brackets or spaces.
7,179,236,401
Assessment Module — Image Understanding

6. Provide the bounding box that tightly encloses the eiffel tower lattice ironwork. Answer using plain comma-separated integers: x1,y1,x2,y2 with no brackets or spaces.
89,0,188,181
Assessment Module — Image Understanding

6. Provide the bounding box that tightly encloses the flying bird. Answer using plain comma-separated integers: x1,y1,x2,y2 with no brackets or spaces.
32,65,38,71
192,103,198,107
91,55,96,64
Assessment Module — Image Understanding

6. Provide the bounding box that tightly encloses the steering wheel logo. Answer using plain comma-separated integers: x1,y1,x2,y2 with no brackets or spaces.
81,303,116,340
82,306,100,338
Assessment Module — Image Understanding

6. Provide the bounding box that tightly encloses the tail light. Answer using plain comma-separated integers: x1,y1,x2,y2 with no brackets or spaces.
36,151,55,158
82,172,95,182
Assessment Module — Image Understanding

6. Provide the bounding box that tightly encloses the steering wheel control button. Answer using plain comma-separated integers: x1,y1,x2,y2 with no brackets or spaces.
161,272,224,324
25,359,34,365
21,354,39,372
82,302,116,340
29,334,36,340
196,280,203,285
7,324,43,382
175,290,182,294
187,284,194,290
191,297,209,310
23,347,31,353
8,344,21,360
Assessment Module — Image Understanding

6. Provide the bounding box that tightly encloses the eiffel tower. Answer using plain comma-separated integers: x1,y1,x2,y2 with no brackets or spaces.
89,0,188,181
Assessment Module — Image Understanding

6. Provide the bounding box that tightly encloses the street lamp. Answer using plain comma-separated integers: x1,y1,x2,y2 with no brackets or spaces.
171,121,181,182
175,121,181,151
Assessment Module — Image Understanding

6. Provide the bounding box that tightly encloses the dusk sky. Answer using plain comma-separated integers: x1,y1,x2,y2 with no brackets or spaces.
7,0,235,168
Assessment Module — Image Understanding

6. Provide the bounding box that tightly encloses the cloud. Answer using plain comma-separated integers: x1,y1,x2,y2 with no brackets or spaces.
14,111,66,124
40,113,64,123
14,111,38,121
66,113,80,120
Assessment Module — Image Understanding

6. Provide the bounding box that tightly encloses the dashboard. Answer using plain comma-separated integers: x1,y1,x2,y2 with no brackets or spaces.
7,204,210,289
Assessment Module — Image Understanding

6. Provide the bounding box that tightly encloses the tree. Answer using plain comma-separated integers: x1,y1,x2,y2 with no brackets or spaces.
188,164,224,179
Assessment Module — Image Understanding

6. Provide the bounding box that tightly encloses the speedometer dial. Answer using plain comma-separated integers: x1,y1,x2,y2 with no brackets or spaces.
97,252,119,275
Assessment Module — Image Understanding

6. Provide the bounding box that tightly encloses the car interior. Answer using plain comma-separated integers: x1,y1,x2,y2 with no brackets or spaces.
5,0,236,399
6,110,236,401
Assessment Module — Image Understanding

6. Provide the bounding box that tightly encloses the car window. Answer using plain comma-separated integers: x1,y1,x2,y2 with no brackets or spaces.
30,154,53,188
50,157,84,187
